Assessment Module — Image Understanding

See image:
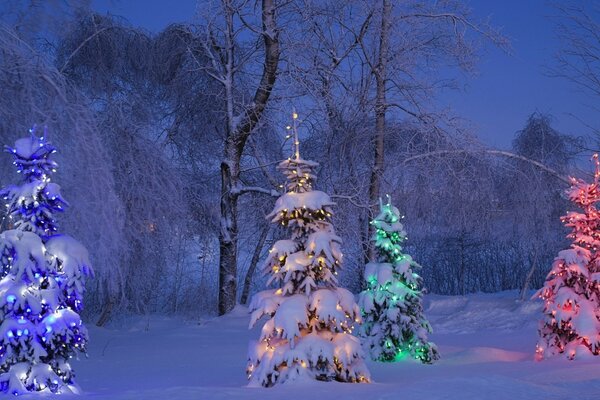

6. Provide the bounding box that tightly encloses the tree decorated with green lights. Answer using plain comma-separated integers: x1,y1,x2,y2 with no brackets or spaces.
247,112,370,387
358,196,439,363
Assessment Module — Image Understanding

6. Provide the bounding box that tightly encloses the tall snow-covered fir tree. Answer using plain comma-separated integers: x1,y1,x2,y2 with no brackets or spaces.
247,114,370,387
0,130,93,394
358,196,438,364
535,155,600,360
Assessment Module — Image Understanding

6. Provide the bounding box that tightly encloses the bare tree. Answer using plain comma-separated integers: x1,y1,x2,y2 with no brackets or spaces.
56,13,195,323
196,0,281,315
0,21,125,321
367,0,392,262
287,0,508,284
551,2,600,99
511,113,575,300
550,2,600,146
359,0,508,263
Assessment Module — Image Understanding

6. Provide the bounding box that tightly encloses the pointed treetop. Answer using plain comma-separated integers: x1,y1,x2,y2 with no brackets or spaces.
568,153,600,207
5,126,58,181
8,125,55,159
373,195,404,226
289,108,300,160
279,110,318,193
371,195,408,263
284,108,301,160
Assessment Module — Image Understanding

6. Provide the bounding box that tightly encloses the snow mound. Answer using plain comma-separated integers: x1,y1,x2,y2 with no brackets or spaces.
446,347,529,364
427,292,541,334
61,291,598,399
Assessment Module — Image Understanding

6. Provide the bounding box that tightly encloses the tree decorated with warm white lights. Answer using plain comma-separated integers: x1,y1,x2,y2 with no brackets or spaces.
358,196,438,364
247,113,370,387
535,154,600,360
0,129,92,394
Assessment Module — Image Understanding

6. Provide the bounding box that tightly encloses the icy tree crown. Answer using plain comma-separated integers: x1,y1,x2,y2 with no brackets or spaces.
1,129,67,238
372,195,408,263
275,158,331,233
562,160,600,252
279,157,318,194
266,157,340,289
5,128,58,182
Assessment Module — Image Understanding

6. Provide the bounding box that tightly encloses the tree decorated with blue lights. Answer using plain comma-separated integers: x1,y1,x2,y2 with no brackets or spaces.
1,131,66,237
247,113,370,387
358,196,438,364
0,129,92,394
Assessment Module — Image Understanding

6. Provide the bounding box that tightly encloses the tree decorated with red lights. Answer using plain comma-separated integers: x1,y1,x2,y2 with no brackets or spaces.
246,113,370,387
535,154,600,360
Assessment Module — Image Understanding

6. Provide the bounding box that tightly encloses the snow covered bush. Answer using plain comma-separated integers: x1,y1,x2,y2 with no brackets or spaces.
358,196,438,363
535,155,600,360
247,149,370,386
0,131,92,394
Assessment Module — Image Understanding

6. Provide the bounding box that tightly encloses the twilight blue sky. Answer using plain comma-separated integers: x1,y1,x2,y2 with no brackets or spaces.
439,0,600,149
93,0,600,149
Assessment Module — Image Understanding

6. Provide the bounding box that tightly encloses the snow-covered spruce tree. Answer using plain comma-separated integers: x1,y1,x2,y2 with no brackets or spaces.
535,155,600,360
358,196,438,364
0,131,92,394
247,120,370,386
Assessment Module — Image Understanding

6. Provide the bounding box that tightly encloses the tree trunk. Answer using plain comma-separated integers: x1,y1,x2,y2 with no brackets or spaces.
96,297,113,327
520,246,539,301
218,158,239,315
358,210,370,290
458,233,466,295
217,0,280,315
366,0,391,265
240,225,270,305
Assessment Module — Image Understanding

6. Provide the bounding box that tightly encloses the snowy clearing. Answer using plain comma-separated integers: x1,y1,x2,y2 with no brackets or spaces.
59,291,600,399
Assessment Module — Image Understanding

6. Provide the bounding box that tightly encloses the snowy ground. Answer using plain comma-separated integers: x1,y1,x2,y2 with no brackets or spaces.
60,291,599,399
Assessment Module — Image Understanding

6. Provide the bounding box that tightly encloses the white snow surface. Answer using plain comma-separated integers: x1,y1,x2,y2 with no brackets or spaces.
268,191,335,221
13,137,46,158
64,291,600,399
46,234,94,278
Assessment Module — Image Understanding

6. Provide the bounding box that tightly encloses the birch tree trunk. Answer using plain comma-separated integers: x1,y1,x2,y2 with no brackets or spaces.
366,0,391,263
218,0,280,315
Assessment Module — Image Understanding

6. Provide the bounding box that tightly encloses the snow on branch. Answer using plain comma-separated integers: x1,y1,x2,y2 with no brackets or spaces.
402,149,571,184
232,185,280,197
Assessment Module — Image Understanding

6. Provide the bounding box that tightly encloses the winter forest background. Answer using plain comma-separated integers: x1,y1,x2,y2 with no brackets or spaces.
0,0,598,328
